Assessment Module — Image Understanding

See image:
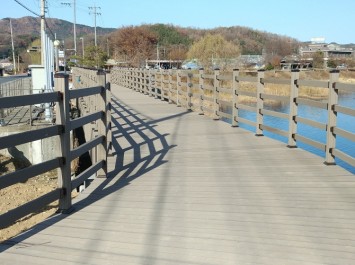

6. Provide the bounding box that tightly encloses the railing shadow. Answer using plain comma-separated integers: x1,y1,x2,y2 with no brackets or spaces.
0,94,189,252
73,97,181,205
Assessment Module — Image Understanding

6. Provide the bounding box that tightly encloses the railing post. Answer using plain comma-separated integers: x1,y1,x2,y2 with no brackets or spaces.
133,68,136,90
148,69,153,97
122,69,125,87
129,68,132,89
177,70,181,107
55,73,72,213
187,71,193,110
139,68,142,92
141,68,144,92
144,69,148,95
154,70,158,99
198,68,204,115
232,69,239,127
134,69,137,91
160,69,165,101
288,69,299,147
168,69,173,104
213,69,220,120
133,68,136,91
256,70,265,136
325,70,339,165
126,68,129,88
96,70,108,177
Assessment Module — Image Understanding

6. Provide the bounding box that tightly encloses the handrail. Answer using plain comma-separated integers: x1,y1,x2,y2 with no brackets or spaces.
0,69,111,229
0,125,63,150
0,92,60,108
111,68,354,170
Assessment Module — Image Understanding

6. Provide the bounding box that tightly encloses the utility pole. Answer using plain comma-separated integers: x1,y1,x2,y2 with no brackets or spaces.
73,0,76,54
41,0,46,65
9,19,16,74
89,4,101,46
61,0,77,55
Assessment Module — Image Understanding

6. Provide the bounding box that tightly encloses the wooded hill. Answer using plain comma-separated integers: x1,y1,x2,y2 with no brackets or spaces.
4,16,353,67
0,16,115,59
108,24,301,67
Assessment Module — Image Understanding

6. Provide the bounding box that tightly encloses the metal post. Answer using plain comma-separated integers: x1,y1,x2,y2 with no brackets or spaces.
232,69,239,127
325,70,339,165
288,69,299,147
255,70,265,136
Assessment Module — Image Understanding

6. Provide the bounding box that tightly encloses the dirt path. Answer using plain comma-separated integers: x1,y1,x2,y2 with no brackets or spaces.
0,155,59,242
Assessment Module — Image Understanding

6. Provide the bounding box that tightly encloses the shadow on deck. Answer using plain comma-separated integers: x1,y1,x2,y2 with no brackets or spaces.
0,95,187,253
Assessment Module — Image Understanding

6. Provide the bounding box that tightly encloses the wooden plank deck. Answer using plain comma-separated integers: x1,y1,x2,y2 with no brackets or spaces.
1,84,355,265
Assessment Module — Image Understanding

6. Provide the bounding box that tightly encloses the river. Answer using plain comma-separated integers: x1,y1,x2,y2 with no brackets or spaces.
223,92,355,174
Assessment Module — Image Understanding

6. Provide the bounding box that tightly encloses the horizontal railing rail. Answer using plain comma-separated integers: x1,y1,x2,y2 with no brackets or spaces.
0,69,111,229
111,68,355,170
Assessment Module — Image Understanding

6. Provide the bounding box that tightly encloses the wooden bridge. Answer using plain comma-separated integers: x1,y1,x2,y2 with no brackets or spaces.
1,68,355,264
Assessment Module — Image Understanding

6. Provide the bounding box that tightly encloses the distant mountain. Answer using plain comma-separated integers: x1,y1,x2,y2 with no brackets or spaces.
0,16,116,57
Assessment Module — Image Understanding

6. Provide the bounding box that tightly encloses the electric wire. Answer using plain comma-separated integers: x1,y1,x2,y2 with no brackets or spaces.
13,0,41,17
44,19,56,39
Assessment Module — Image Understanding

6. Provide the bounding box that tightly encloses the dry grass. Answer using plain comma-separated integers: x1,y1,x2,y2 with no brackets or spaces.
0,155,58,242
0,153,79,243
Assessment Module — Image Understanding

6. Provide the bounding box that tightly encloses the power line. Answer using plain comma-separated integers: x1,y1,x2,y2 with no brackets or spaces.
44,18,55,39
13,0,41,17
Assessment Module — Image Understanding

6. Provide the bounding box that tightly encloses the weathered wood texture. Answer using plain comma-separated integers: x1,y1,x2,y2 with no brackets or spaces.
1,84,355,265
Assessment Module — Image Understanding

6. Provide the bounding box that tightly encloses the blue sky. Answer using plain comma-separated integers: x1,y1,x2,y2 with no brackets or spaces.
1,0,354,44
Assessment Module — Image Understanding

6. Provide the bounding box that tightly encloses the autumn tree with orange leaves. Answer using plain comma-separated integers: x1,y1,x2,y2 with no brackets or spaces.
110,26,158,67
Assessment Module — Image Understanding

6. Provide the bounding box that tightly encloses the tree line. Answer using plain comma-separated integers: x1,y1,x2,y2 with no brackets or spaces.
107,24,300,69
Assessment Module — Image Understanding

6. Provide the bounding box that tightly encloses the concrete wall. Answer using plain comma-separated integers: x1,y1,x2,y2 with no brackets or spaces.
0,125,59,165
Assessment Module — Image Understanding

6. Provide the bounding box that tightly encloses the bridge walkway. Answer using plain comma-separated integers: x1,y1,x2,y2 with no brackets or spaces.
1,84,355,264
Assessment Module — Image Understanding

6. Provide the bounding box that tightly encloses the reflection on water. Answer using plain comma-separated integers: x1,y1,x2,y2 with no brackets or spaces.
223,93,355,174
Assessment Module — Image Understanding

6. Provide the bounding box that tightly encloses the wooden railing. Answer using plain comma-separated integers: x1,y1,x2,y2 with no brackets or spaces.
111,68,355,168
0,70,110,229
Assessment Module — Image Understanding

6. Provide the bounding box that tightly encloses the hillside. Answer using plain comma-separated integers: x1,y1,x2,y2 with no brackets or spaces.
0,16,116,57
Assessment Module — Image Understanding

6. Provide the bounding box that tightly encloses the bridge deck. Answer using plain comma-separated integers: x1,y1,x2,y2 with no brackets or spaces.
1,84,355,265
